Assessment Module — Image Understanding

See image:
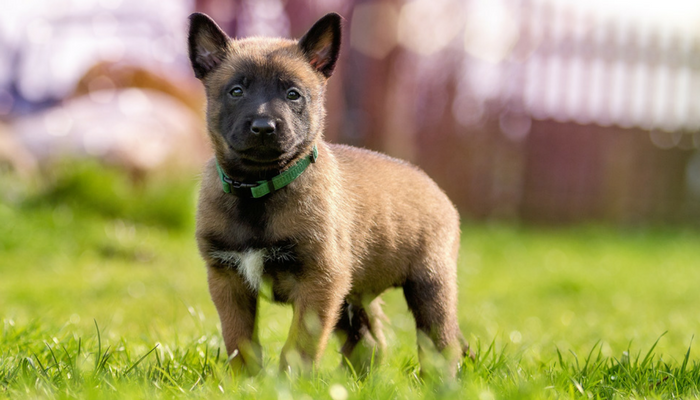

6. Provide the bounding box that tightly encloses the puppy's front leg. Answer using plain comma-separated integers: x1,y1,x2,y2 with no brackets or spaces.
279,275,349,373
207,264,262,374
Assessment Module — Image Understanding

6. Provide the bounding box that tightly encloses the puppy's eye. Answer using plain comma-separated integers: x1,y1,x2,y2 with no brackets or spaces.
229,86,244,98
286,89,301,101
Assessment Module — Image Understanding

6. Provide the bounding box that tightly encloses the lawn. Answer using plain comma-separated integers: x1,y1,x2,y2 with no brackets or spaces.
1,162,700,399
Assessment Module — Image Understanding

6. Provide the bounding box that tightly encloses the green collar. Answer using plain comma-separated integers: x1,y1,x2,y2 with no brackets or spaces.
215,146,318,198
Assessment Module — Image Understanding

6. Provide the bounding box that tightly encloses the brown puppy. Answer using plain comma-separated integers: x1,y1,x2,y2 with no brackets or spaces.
189,12,467,376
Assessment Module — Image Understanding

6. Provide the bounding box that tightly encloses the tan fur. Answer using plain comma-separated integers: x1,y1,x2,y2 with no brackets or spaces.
191,13,467,377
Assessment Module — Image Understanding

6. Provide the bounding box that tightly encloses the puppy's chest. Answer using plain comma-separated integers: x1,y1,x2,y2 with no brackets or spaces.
210,244,302,301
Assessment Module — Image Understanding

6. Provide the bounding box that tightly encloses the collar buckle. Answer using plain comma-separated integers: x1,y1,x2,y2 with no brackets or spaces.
231,180,257,189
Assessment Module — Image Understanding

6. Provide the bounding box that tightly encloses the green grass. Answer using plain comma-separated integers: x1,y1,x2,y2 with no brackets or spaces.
2,162,700,399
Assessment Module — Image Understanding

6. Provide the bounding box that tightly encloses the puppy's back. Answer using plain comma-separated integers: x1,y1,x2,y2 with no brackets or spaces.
331,143,458,225
329,144,460,286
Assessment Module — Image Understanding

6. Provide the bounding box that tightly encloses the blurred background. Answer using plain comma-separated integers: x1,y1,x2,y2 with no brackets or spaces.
2,0,700,225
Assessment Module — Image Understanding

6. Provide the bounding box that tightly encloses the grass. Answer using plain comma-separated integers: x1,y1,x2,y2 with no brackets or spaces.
2,161,700,399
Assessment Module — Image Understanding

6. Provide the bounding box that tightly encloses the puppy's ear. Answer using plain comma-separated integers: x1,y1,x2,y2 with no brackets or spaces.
298,13,342,78
188,13,230,80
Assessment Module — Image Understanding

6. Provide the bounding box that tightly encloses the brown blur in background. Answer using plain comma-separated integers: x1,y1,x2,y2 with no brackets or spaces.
1,0,700,225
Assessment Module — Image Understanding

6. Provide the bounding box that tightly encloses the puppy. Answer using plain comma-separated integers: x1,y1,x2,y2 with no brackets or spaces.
189,12,467,376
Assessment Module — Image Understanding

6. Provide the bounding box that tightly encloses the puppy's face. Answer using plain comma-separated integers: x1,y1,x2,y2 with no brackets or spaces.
188,13,341,176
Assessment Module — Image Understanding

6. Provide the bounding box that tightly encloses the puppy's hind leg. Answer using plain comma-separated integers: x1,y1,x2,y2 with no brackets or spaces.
403,266,463,378
335,298,386,376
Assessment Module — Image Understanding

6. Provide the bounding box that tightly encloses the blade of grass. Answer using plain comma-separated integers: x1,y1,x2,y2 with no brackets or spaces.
123,344,159,376
640,333,665,370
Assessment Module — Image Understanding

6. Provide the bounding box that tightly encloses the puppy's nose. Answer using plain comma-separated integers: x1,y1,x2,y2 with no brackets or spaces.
250,118,276,135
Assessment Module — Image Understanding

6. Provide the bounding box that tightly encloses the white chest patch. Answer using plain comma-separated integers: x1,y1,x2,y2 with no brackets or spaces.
211,249,266,290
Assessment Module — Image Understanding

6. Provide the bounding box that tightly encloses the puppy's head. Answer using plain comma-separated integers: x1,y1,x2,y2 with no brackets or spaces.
188,13,341,177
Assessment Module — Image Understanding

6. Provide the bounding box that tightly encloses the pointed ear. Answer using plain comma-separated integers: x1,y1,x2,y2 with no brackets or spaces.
188,13,230,80
298,13,342,78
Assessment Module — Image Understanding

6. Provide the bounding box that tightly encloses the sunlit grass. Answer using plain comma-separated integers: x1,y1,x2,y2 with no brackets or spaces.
2,163,700,399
